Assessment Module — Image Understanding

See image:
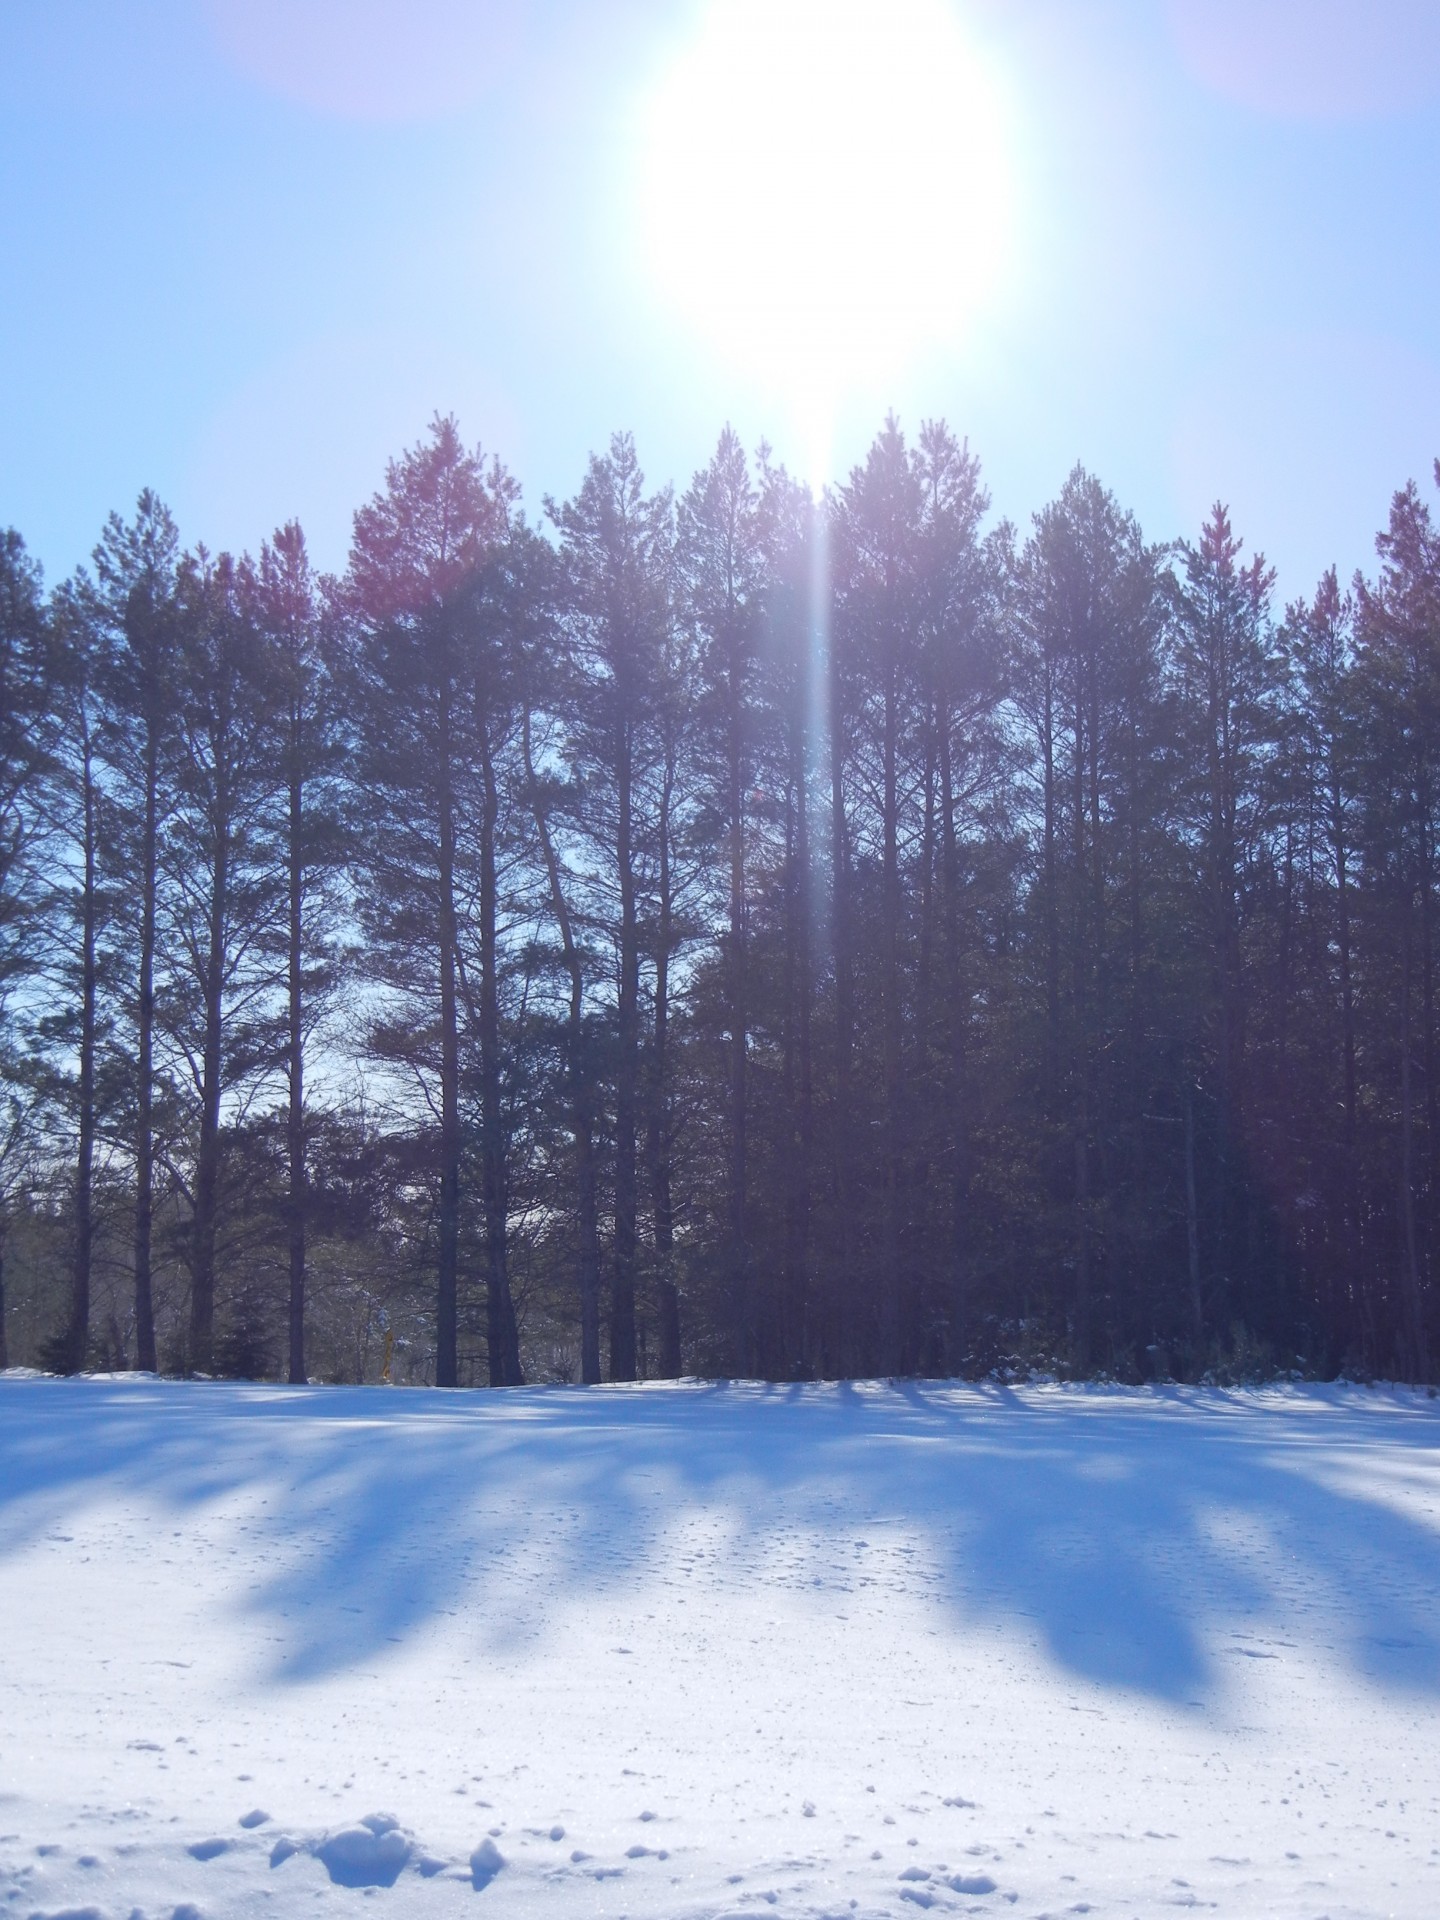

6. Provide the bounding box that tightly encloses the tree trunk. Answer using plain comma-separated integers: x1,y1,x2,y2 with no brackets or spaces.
651,748,680,1378
1071,663,1091,1369
1335,797,1360,1356
1336,810,1357,1148
435,681,460,1388
479,727,523,1386
726,627,749,1372
286,745,307,1385
1400,900,1430,1382
939,713,970,1370
66,710,98,1372
611,718,639,1381
133,727,158,1372
524,717,601,1384
189,793,228,1376
1184,1079,1202,1342
880,652,904,1374
1073,1125,1092,1372
827,608,855,1376
782,710,814,1377
1040,664,1060,1097
1422,789,1438,1195
1086,647,1108,1326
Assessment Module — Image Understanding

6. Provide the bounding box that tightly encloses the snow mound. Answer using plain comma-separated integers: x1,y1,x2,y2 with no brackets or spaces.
314,1815,411,1887
948,1870,998,1894
469,1835,505,1889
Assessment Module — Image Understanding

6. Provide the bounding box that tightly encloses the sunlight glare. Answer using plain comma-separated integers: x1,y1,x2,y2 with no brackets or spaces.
637,0,1016,476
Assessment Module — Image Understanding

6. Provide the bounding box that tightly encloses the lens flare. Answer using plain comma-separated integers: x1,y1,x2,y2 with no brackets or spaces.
637,0,1016,463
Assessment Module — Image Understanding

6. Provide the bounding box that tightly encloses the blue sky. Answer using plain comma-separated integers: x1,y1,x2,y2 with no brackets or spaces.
3,0,1440,604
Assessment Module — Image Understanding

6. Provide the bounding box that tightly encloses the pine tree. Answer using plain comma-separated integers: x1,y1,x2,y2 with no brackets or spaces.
164,549,283,1374
346,417,520,1388
94,493,181,1372
679,427,766,1371
41,582,112,1371
253,522,349,1385
0,529,54,1370
551,433,673,1381
1171,505,1281,1335
1352,473,1440,1379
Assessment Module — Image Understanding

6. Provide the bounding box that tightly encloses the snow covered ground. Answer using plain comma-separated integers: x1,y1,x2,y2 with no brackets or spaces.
1,1376,1438,1920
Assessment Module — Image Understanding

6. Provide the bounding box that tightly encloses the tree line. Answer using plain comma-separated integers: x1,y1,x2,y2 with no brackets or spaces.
1,414,1437,1386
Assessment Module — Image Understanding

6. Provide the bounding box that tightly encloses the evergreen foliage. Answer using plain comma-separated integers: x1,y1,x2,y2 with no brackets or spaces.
5,420,1440,1385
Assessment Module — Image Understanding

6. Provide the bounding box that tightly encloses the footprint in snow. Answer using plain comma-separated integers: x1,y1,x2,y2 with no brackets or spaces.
186,1839,229,1862
237,1810,270,1830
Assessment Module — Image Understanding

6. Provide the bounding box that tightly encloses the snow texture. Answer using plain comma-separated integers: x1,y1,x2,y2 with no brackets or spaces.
0,1372,1438,1917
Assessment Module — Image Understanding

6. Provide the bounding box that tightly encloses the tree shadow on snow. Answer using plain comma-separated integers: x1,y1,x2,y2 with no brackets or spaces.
0,1373,1437,1707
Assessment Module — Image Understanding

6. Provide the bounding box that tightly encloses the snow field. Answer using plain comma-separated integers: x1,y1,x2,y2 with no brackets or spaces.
0,1375,1438,1919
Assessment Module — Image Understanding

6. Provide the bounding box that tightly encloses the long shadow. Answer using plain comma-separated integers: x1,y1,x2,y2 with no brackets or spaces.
1,1374,1437,1706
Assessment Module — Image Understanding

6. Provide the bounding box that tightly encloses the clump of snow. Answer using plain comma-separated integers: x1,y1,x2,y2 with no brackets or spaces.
470,1834,505,1888
315,1814,411,1886
948,1869,998,1893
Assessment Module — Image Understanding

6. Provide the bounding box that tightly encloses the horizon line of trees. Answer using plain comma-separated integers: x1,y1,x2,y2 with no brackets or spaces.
2,413,1439,1387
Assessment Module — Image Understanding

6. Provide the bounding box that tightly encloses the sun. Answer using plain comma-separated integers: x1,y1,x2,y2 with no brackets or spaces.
636,0,1017,471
